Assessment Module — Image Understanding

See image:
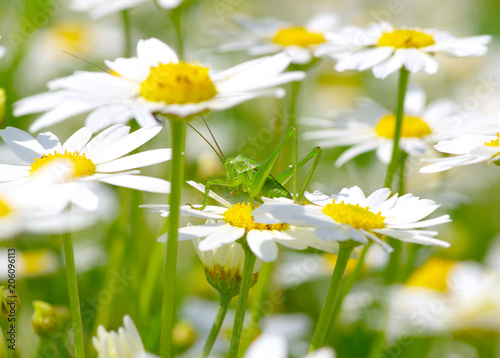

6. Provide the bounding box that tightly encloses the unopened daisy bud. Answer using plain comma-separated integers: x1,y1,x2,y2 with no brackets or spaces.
194,238,261,297
0,286,19,320
172,320,197,352
32,301,70,337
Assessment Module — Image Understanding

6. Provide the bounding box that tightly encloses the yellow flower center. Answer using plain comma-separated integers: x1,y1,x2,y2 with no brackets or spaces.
405,257,455,292
272,27,326,47
375,114,432,139
50,22,90,54
0,199,11,217
224,203,289,232
378,29,435,49
322,200,385,230
484,133,499,147
140,61,217,105
30,151,96,180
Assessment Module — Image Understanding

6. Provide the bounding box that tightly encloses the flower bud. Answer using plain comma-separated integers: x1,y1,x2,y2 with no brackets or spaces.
32,301,69,337
194,238,261,297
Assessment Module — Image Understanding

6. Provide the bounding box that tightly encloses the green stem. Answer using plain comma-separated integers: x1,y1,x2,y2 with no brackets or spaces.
384,150,408,285
160,119,186,358
309,241,356,351
384,67,410,190
228,243,257,358
122,10,133,57
328,243,370,330
397,151,408,194
237,261,275,357
139,242,165,323
62,232,85,358
130,189,141,321
170,6,185,59
384,239,402,284
287,77,302,131
201,294,232,358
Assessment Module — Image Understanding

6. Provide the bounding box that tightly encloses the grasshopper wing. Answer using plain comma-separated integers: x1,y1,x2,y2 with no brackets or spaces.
262,175,293,199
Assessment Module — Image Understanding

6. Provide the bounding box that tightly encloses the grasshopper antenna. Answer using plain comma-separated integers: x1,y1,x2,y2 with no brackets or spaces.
201,116,225,159
187,123,223,161
61,51,110,74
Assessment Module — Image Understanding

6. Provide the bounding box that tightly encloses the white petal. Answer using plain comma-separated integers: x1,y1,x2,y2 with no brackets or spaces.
104,57,150,82
335,141,380,167
96,175,170,193
0,165,30,182
157,0,183,9
247,230,279,262
137,38,179,67
304,191,332,206
28,100,102,133
198,226,245,251
375,141,393,164
92,125,163,164
403,86,426,115
85,105,136,132
314,226,352,242
366,188,392,209
37,132,62,152
81,125,130,158
372,55,403,79
244,333,288,358
68,182,100,212
96,149,171,172
0,127,45,163
283,46,312,64
306,13,339,32
399,49,426,74
63,127,93,153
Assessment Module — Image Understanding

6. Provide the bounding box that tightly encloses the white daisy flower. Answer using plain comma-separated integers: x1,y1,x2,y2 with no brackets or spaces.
0,124,171,214
219,13,339,65
0,185,97,238
253,186,451,252
141,181,343,262
93,315,158,358
303,87,480,166
316,22,491,79
14,38,305,132
420,128,500,173
244,332,336,358
70,0,183,19
17,19,122,92
387,259,500,339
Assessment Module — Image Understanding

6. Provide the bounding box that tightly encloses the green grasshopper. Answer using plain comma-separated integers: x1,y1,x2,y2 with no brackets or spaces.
189,120,322,209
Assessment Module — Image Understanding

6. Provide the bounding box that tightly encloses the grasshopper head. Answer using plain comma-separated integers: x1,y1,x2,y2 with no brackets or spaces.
222,157,238,178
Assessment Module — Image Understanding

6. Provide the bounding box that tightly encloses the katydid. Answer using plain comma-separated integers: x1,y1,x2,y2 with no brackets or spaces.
189,120,322,209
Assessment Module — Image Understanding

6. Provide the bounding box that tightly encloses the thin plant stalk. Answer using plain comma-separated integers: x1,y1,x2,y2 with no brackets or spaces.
160,119,186,358
238,261,275,356
122,10,133,57
328,243,371,331
169,5,185,59
62,231,85,358
309,241,357,351
228,242,257,358
90,223,127,335
384,67,410,190
287,78,302,131
201,294,232,358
